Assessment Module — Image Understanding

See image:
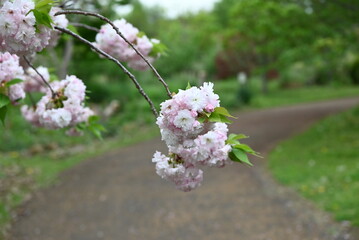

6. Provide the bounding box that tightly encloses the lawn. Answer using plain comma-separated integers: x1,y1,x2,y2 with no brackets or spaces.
269,105,359,226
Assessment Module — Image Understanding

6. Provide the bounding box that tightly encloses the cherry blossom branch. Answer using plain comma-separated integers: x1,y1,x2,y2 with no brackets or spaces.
54,10,172,98
23,56,56,97
55,26,159,117
69,22,100,32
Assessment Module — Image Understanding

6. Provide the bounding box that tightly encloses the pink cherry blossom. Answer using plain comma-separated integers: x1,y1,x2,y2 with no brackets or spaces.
152,83,231,192
94,19,161,71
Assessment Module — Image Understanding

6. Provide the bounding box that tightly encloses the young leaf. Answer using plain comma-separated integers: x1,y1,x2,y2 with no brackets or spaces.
86,115,106,140
150,41,168,57
234,143,261,157
229,148,253,166
35,0,54,9
197,115,207,123
88,125,103,140
33,9,53,29
208,112,232,123
208,112,221,122
219,114,232,124
186,82,191,90
5,79,23,87
0,94,10,108
137,31,146,38
227,133,249,142
88,115,100,124
213,107,237,118
76,122,86,131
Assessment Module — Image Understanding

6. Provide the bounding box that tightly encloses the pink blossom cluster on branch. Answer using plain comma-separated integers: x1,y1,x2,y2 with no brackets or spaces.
0,1,256,188
22,75,94,134
152,83,233,192
0,0,68,56
94,19,160,71
0,52,25,102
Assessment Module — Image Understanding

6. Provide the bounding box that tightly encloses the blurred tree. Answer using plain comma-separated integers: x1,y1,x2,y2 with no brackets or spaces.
212,0,359,91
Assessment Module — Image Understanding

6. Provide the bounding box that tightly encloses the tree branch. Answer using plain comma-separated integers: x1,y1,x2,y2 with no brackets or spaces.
55,10,172,98
23,56,56,97
55,26,159,118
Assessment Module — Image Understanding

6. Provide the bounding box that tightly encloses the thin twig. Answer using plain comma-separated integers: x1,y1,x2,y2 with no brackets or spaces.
55,10,172,98
23,56,55,97
69,22,100,32
55,26,159,117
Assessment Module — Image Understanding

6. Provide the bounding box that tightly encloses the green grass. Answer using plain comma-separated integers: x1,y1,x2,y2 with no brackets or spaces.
251,85,359,109
268,106,359,226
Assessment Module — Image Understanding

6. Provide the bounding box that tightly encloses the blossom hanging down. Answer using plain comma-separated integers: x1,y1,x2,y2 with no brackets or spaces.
152,82,259,192
0,0,68,56
94,19,166,71
21,75,97,136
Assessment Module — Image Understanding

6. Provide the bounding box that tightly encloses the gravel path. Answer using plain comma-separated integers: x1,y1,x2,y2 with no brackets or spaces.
10,97,359,240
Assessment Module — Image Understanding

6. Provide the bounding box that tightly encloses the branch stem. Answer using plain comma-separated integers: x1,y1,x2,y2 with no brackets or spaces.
55,10,172,98
55,26,159,118
23,56,55,97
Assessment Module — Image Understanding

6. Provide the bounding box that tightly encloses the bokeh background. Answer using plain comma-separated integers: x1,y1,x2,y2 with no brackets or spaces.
1,0,359,238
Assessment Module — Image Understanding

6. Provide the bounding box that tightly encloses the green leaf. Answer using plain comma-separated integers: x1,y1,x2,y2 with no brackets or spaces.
150,41,168,57
91,123,106,132
213,107,237,118
228,133,249,142
137,31,146,38
229,148,253,166
5,78,23,87
220,114,232,123
35,0,54,9
88,125,103,140
208,112,232,123
33,9,53,29
0,106,7,126
86,115,106,140
186,82,191,90
208,112,221,122
88,115,100,124
197,115,207,123
0,94,10,108
234,143,260,156
76,122,87,131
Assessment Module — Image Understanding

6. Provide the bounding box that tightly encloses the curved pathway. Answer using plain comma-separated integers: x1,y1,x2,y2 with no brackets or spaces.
10,97,359,240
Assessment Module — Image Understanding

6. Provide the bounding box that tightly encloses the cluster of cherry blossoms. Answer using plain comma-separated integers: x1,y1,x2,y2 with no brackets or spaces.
94,19,161,71
0,0,167,138
22,75,94,134
0,0,68,56
0,0,256,192
153,83,235,192
0,52,26,102
0,51,94,135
